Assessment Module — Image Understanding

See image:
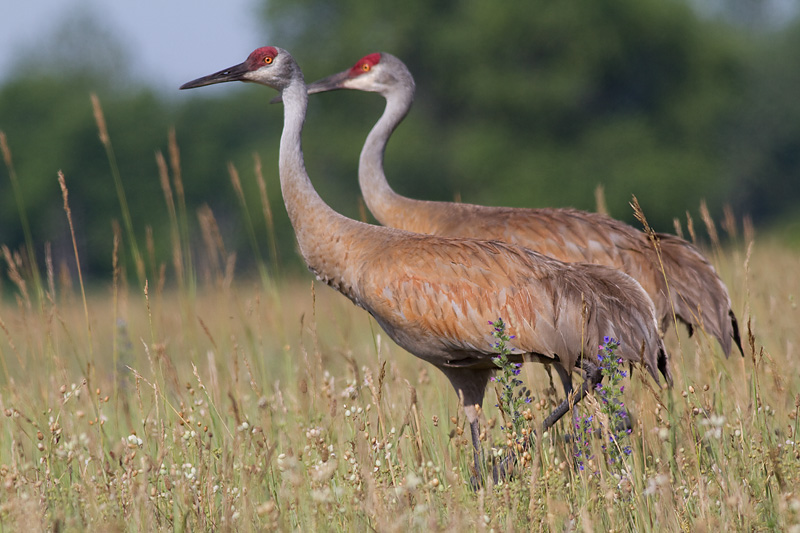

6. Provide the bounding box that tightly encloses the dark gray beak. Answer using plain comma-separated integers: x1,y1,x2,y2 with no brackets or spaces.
180,61,251,90
271,68,350,104
306,69,351,95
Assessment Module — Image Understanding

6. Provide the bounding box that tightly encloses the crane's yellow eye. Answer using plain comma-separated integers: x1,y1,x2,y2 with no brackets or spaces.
264,56,273,64
361,63,370,72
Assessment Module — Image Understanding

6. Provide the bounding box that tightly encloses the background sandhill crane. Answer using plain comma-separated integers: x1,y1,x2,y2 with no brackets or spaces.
303,52,743,360
180,46,671,477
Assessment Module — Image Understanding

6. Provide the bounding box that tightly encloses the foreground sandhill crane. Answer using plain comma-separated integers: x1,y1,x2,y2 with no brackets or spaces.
180,47,671,477
303,52,743,358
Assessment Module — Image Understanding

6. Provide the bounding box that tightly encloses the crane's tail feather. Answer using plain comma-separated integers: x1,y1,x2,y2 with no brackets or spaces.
658,345,672,386
657,234,742,357
730,309,744,357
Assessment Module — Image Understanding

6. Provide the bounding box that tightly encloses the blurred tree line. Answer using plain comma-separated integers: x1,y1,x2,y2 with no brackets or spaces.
0,0,798,286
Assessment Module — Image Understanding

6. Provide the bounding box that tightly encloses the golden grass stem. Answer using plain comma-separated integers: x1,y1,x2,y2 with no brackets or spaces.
192,361,234,440
685,209,697,246
1,131,44,306
156,151,184,291
700,199,722,261
0,316,18,377
91,93,145,286
594,183,608,215
112,226,121,416
57,171,92,360
673,217,684,240
228,162,273,291
631,195,682,357
168,129,195,293
253,153,280,277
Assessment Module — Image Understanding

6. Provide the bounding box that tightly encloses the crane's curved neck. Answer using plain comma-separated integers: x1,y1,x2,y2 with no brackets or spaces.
359,87,420,226
278,76,322,222
279,70,365,295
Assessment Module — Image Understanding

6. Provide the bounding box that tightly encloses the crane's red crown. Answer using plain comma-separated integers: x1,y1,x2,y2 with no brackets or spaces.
246,47,279,69
349,53,382,77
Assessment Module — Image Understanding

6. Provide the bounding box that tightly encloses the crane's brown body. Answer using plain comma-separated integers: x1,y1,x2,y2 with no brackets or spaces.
180,47,670,476
380,200,735,355
306,53,743,358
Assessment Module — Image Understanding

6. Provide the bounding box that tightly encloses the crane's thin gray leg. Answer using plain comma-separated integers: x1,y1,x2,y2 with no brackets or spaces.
469,418,483,486
553,364,574,404
543,360,602,431
437,366,492,487
544,364,557,397
552,363,581,435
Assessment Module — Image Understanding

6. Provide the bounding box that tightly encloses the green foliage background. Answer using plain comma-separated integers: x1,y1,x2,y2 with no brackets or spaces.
0,0,798,280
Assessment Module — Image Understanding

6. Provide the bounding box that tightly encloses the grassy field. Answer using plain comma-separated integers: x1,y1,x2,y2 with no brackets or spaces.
1,111,799,531
0,215,799,531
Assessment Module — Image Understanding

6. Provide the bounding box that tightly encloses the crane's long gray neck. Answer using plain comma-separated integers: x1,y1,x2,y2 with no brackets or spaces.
278,76,319,222
359,87,416,225
279,70,365,297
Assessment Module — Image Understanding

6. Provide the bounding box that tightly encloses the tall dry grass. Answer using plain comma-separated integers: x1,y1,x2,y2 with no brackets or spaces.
2,222,798,531
0,103,798,531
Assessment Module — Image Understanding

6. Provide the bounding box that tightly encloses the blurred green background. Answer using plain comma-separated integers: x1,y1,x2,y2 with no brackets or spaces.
1,0,799,284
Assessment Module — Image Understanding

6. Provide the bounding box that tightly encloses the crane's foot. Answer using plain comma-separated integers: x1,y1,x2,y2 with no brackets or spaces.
563,407,633,445
470,438,527,487
469,473,482,491
491,449,519,483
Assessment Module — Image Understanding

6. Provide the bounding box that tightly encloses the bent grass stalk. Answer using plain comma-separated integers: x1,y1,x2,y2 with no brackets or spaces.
57,170,108,451
156,151,184,291
168,128,195,296
1,131,44,307
57,171,92,361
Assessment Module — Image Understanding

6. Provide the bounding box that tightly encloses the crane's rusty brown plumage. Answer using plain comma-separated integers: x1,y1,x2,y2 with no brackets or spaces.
306,52,743,359
181,47,670,479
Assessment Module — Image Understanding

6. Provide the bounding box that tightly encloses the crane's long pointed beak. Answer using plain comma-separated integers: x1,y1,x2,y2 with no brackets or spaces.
270,69,350,104
180,61,250,90
306,69,351,95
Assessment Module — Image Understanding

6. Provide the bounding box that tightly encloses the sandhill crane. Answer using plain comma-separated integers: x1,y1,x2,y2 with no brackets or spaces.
180,47,671,477
303,52,743,361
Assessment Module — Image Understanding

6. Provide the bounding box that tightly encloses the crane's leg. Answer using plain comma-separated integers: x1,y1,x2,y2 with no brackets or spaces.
543,360,602,431
437,366,493,487
552,364,582,436
552,364,574,402
492,364,576,482
544,364,558,398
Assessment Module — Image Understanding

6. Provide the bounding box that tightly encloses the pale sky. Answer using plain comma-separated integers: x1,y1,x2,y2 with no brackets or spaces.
0,0,262,92
2,0,798,94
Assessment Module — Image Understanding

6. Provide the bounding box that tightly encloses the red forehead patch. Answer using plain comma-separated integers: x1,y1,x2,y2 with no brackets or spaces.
349,53,382,77
247,46,279,66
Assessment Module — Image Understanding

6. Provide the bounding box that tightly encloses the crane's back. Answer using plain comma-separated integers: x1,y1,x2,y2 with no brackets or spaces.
343,230,667,383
